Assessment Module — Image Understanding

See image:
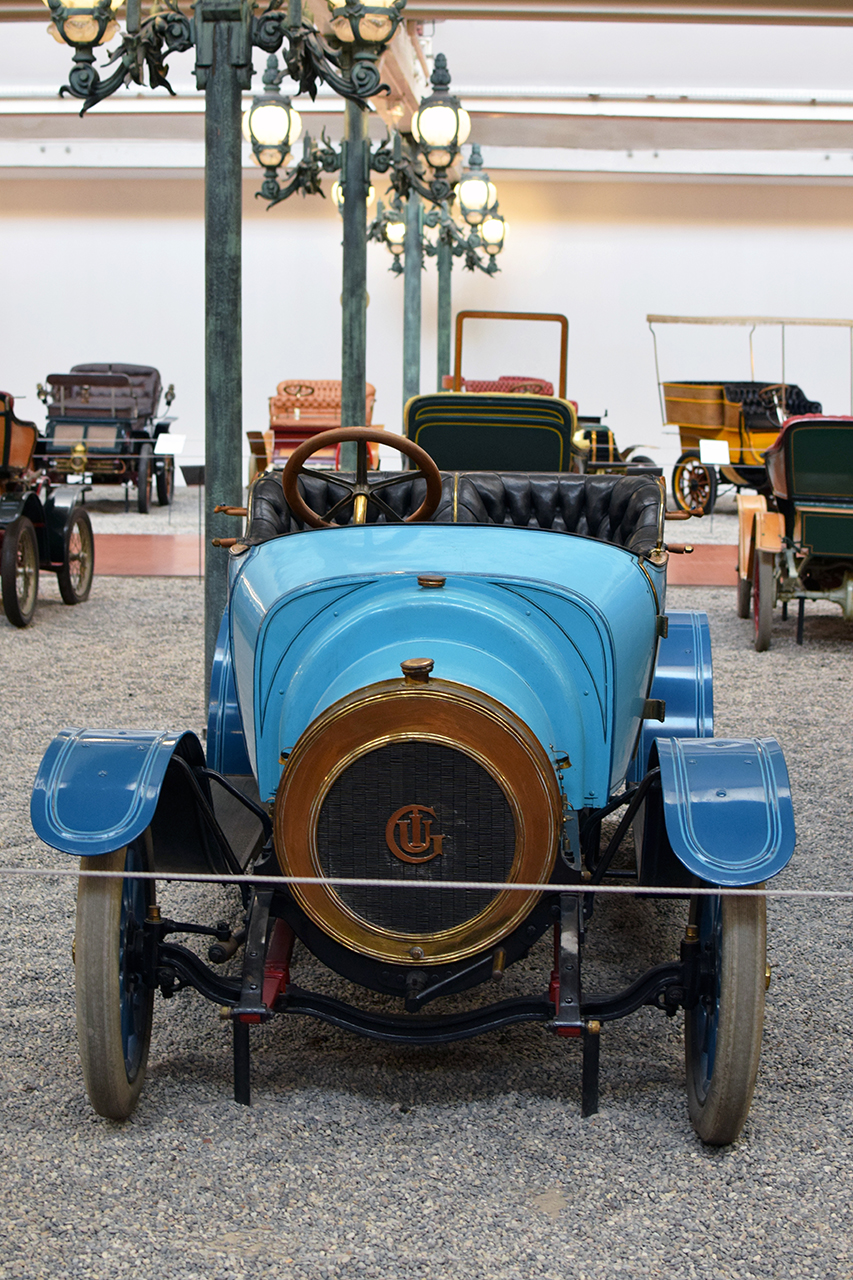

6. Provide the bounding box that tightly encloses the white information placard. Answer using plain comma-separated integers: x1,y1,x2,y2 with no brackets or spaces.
156,433,186,455
699,439,730,465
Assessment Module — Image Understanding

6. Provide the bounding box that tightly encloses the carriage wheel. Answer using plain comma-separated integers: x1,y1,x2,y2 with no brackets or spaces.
753,551,774,652
57,508,94,606
672,453,717,515
136,443,153,515
156,454,175,507
685,891,766,1145
1,516,40,628
736,577,751,619
75,837,155,1119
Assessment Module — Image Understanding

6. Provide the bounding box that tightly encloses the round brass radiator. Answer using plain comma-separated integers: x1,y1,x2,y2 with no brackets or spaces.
273,673,561,966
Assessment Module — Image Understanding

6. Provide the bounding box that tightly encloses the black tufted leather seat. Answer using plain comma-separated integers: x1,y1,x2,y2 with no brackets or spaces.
724,382,822,434
244,470,661,556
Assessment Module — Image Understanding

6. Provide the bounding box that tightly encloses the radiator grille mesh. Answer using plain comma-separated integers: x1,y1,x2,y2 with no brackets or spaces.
317,741,516,934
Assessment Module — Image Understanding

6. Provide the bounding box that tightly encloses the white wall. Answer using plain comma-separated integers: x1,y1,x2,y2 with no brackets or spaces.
3,174,853,476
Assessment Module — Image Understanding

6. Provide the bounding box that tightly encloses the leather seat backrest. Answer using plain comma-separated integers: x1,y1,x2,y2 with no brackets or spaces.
270,380,376,425
69,363,162,419
244,471,660,556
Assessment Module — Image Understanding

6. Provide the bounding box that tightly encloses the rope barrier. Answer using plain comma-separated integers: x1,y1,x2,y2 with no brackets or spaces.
0,865,844,900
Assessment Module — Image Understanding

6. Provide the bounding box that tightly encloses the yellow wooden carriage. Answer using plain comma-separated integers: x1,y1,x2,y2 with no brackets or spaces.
648,315,852,513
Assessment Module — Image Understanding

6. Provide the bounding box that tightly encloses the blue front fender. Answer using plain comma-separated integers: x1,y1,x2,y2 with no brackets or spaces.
656,737,795,885
628,610,713,783
31,728,206,859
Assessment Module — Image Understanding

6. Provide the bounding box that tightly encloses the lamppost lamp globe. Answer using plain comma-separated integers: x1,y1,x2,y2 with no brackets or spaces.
331,181,377,211
410,53,470,173
411,103,471,171
479,213,507,255
328,0,405,46
384,219,407,254
242,97,302,170
43,0,123,47
457,144,498,226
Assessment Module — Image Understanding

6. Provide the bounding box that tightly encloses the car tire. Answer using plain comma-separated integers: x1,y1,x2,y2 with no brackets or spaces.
137,443,153,515
156,454,174,507
57,508,94,606
1,516,40,628
736,576,751,619
685,891,766,1146
753,551,774,651
672,452,718,515
75,837,155,1120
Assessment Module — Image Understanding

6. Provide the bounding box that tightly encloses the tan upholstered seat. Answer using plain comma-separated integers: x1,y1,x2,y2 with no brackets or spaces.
250,380,378,473
0,392,38,473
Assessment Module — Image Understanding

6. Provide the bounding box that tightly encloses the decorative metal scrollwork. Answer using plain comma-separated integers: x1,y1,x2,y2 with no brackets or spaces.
50,0,400,116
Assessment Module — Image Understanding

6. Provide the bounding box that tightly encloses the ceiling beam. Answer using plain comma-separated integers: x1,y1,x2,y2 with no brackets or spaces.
396,0,853,22
4,0,853,19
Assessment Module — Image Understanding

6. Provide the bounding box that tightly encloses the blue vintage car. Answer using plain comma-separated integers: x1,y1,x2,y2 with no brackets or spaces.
31,425,795,1143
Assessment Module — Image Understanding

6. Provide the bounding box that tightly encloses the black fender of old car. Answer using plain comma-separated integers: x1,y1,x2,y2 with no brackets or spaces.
0,483,85,565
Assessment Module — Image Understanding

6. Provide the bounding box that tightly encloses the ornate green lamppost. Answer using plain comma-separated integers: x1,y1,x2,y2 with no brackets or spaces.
242,68,398,468
369,59,506,399
370,54,469,409
371,96,507,397
44,0,405,682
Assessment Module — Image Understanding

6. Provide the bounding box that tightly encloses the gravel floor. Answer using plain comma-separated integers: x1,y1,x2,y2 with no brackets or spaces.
1,574,852,1279
80,484,212,536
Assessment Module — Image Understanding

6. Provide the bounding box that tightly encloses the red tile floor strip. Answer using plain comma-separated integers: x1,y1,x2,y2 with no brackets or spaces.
94,535,204,577
666,544,737,586
94,534,737,586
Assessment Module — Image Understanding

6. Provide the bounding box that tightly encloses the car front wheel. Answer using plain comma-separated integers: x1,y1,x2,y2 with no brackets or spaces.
57,507,94,605
156,454,174,507
137,443,153,514
685,891,766,1145
1,516,40,627
75,837,155,1119
753,551,774,651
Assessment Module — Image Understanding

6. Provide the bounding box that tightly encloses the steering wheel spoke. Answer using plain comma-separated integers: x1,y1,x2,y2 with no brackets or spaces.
321,492,359,525
359,492,406,524
282,429,442,529
366,470,427,493
297,466,356,491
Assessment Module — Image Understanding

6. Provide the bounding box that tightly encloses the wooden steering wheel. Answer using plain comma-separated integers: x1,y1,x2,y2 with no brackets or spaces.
282,427,443,530
757,384,790,417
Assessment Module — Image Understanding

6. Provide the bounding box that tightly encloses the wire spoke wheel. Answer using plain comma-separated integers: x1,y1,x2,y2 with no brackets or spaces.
75,836,155,1119
1,516,40,627
57,507,94,605
685,891,766,1145
672,453,718,515
753,550,774,651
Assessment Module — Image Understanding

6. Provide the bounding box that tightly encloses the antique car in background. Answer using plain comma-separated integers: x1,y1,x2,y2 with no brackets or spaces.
737,414,853,649
35,364,176,514
647,314,850,513
431,309,655,473
247,379,380,477
1,390,94,627
32,422,795,1144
